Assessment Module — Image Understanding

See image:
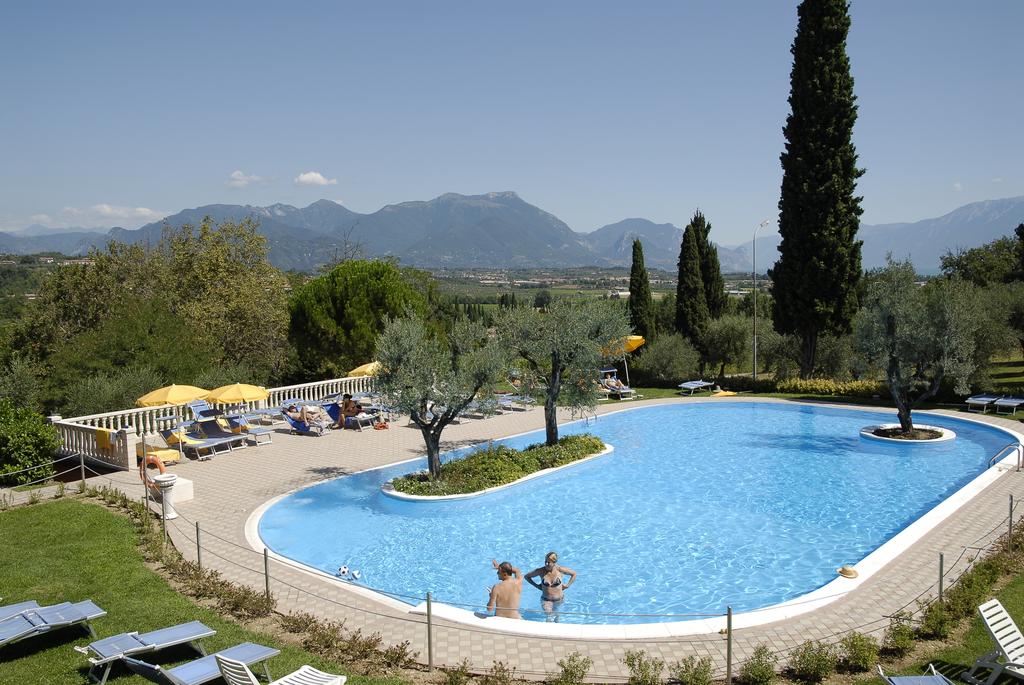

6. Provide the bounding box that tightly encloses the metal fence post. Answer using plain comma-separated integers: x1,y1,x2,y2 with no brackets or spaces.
726,606,733,685
426,592,434,672
160,492,168,544
196,522,202,572
938,552,944,603
1010,494,1015,553
264,549,271,598
79,452,86,490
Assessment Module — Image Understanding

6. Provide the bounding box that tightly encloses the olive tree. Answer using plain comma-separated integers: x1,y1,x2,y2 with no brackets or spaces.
375,316,507,479
701,314,750,385
854,260,982,433
496,298,631,445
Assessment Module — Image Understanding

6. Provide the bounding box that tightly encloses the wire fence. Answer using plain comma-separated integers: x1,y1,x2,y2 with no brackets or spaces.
4,454,1024,682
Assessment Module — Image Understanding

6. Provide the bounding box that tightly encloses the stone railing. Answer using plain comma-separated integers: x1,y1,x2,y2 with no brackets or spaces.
55,375,375,470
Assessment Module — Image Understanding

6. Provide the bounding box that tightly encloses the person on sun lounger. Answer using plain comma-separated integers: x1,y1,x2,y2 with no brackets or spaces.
603,372,626,390
285,404,329,429
340,394,364,429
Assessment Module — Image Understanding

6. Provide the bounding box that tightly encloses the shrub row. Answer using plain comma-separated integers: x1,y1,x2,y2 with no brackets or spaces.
390,434,605,496
724,376,886,398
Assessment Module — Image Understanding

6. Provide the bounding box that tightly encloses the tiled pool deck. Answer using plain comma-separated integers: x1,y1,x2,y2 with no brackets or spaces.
89,398,1022,681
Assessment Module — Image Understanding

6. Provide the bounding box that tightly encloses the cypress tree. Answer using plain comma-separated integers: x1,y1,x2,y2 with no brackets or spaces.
769,0,864,378
628,239,656,339
690,211,727,318
675,225,710,346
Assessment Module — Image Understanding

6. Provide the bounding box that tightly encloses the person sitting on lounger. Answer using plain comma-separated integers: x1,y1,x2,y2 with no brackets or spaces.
285,404,329,428
340,394,363,429
603,372,627,390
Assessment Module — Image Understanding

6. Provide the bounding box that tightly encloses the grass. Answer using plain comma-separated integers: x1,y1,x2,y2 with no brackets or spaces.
0,498,405,685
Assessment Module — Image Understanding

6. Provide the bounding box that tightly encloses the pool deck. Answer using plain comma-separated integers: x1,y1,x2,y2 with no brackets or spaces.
94,397,1023,681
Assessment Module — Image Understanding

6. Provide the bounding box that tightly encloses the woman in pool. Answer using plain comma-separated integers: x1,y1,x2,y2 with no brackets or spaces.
525,551,577,621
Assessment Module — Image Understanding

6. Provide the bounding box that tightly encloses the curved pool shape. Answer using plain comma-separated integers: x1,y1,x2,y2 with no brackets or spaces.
258,403,1015,625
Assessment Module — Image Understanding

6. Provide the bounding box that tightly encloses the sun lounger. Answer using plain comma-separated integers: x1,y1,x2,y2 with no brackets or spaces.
217,653,346,685
186,400,224,422
123,641,279,685
195,418,249,449
877,664,954,685
995,397,1024,415
967,395,1001,413
678,380,715,395
962,598,1024,685
158,427,236,461
280,400,330,436
0,600,106,648
0,599,40,622
223,415,273,446
75,620,215,685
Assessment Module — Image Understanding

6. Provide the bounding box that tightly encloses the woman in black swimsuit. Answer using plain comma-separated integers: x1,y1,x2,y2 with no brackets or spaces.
525,551,577,621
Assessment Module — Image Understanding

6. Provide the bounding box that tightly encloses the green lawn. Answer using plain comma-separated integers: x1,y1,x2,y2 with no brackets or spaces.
0,499,405,685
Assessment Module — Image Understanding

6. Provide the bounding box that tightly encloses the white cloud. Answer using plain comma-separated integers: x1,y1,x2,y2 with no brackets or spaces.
294,171,338,187
992,177,1004,184
29,214,52,224
225,170,266,189
952,181,963,192
61,204,165,225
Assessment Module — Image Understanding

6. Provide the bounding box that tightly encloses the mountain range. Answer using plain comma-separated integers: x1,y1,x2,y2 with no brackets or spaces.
4,192,1023,274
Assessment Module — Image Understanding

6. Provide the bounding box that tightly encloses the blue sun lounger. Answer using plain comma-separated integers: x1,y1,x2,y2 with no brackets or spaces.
678,380,714,395
223,415,273,445
0,600,40,622
75,620,215,685
995,397,1024,415
123,641,279,685
878,665,954,685
966,394,1001,413
0,600,106,648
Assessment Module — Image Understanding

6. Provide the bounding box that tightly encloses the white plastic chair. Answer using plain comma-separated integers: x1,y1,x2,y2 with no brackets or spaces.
962,598,1024,685
216,653,347,685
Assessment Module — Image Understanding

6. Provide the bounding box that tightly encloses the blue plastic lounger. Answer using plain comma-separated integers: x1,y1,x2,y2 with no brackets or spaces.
0,599,40,622
186,400,224,422
158,427,236,460
678,380,714,396
995,397,1024,415
0,600,106,648
280,400,329,436
123,641,280,685
878,665,955,685
75,620,215,685
224,415,273,446
195,418,249,449
967,394,1001,413
217,652,347,685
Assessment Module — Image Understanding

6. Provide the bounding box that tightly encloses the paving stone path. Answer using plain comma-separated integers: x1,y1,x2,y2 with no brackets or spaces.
87,398,1023,682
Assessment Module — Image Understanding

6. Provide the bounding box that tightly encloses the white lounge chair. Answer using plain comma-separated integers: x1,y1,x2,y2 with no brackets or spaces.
995,397,1024,415
216,653,346,685
678,380,714,396
962,598,1024,685
75,620,215,685
123,641,279,685
967,395,1001,413
0,599,40,622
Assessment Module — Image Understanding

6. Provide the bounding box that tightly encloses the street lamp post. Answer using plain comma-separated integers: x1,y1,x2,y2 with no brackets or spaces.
752,220,770,381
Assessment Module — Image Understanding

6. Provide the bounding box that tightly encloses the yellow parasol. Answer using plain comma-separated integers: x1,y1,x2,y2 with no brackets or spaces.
348,361,382,377
601,336,646,388
206,383,269,404
136,384,210,407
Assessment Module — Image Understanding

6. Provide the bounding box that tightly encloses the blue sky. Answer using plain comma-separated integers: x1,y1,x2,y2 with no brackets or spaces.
1,1,1021,245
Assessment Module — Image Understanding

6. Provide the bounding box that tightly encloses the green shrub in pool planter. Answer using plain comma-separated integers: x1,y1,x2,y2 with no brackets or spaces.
390,434,605,496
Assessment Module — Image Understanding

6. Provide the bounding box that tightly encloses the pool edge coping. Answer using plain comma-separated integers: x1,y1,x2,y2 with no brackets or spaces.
244,398,1024,639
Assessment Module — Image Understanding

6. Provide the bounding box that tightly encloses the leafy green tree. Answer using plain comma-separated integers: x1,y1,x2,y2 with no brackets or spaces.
289,259,427,380
533,289,553,310
376,316,507,479
940,237,1018,287
653,292,676,336
1016,223,1024,278
675,225,710,346
497,298,630,445
63,364,165,418
0,398,60,487
770,0,864,379
631,334,700,387
854,260,982,433
691,211,727,318
701,315,751,384
627,239,656,339
0,354,43,413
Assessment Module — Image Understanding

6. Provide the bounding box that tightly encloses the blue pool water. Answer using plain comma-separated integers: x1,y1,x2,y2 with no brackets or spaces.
258,403,1013,624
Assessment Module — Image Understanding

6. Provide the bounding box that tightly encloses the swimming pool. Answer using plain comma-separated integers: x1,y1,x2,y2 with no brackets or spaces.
256,402,1016,625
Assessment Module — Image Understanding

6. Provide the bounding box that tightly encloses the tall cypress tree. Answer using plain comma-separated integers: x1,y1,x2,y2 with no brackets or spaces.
675,225,710,346
689,211,727,319
628,239,656,339
769,0,864,378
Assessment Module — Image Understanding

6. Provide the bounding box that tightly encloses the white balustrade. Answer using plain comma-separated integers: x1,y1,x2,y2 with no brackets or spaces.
56,375,374,470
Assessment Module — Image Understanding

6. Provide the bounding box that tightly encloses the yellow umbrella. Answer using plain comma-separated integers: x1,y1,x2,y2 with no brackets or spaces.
602,335,646,356
206,383,269,404
348,361,382,377
622,335,646,354
136,384,210,407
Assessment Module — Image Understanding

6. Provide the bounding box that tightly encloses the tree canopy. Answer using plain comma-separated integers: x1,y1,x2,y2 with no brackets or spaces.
675,224,710,347
627,239,656,339
288,259,427,380
497,298,630,445
770,0,864,378
941,236,1018,287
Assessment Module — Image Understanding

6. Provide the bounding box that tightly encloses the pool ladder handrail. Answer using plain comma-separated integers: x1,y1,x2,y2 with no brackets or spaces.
988,442,1024,471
